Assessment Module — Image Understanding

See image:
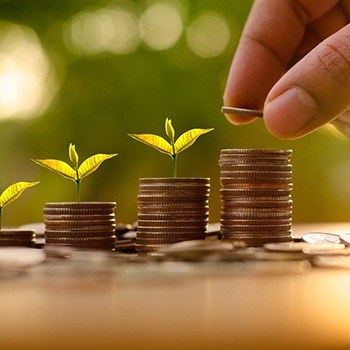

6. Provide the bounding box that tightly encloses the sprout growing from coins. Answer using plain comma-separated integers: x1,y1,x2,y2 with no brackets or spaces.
0,182,39,230
32,144,117,202
128,118,213,177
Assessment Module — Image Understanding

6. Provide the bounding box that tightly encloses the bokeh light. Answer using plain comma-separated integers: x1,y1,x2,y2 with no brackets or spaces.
186,12,231,58
0,22,57,120
140,1,183,51
65,2,140,55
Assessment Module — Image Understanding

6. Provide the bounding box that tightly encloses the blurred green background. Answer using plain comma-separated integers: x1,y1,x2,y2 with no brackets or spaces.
0,0,349,227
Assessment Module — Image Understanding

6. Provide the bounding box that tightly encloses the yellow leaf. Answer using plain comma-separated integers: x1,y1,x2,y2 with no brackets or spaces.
78,153,117,179
174,128,214,154
69,143,79,166
128,134,173,156
32,159,76,181
0,181,39,208
165,118,175,142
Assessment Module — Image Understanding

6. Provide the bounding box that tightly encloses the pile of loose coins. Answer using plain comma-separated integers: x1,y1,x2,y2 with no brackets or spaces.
136,178,210,252
219,149,293,246
0,229,35,247
44,202,116,250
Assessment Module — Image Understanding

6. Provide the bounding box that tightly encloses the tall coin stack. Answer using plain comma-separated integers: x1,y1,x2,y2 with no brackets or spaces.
219,149,292,246
136,178,210,252
44,202,116,250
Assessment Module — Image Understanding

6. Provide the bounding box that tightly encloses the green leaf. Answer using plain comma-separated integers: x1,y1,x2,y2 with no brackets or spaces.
32,159,76,181
174,128,214,154
0,181,39,208
78,153,117,179
69,143,79,167
128,133,173,156
165,118,175,143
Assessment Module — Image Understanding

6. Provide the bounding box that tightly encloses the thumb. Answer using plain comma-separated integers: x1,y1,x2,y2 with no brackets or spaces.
263,24,350,139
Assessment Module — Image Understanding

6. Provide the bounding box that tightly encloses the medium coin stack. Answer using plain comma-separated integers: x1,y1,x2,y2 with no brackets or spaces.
136,178,210,252
0,230,35,247
44,202,116,250
219,149,292,246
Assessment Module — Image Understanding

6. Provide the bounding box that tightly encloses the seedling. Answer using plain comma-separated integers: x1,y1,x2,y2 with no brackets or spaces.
129,118,213,177
33,144,117,202
0,181,39,230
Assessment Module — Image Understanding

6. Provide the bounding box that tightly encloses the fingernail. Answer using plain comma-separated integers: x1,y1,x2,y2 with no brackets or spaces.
264,87,318,138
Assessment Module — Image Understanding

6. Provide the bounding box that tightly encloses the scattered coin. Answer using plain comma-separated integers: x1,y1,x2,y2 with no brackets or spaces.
339,233,350,246
264,242,344,252
302,232,340,245
221,107,264,118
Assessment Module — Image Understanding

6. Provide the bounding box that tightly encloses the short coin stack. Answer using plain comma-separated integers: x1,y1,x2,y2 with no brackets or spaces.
0,230,35,247
136,178,210,253
44,202,116,250
219,149,292,246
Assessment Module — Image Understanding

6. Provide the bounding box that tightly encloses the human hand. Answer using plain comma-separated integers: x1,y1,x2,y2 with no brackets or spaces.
224,0,350,139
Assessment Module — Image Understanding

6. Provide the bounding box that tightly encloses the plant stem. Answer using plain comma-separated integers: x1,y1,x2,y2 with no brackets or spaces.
171,140,177,178
0,207,2,230
74,165,81,202
76,180,81,202
172,154,177,178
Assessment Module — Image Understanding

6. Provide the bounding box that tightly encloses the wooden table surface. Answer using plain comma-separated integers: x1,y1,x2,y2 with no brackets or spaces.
1,223,350,350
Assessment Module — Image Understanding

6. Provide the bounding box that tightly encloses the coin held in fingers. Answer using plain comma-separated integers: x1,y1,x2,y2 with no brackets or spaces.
221,106,264,118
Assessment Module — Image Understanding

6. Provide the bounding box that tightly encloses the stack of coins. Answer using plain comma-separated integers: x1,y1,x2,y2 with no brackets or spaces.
0,230,35,247
136,178,210,252
219,149,292,246
44,202,116,250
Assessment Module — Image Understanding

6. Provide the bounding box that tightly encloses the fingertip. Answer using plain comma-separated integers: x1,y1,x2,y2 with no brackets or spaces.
225,114,256,125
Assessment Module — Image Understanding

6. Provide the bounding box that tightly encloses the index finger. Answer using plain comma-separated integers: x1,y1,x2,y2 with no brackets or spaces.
223,0,338,125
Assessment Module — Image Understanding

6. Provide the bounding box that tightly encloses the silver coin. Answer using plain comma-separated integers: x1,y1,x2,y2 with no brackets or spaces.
302,232,340,245
221,107,263,118
339,233,350,246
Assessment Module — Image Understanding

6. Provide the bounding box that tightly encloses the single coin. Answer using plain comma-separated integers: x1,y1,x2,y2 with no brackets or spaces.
219,164,292,172
135,243,169,251
0,229,35,237
220,170,292,178
138,213,209,220
43,208,115,215
219,218,291,225
45,202,116,209
44,219,115,226
221,233,291,239
136,237,202,245
137,195,209,203
137,219,208,227
44,214,115,221
221,149,292,156
302,232,340,245
138,207,209,214
220,194,291,202
221,107,264,117
221,200,293,209
137,232,205,239
140,178,210,186
219,188,291,196
137,225,207,233
44,229,115,238
220,222,291,230
46,236,115,243
45,225,116,232
220,177,292,185
264,242,344,252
